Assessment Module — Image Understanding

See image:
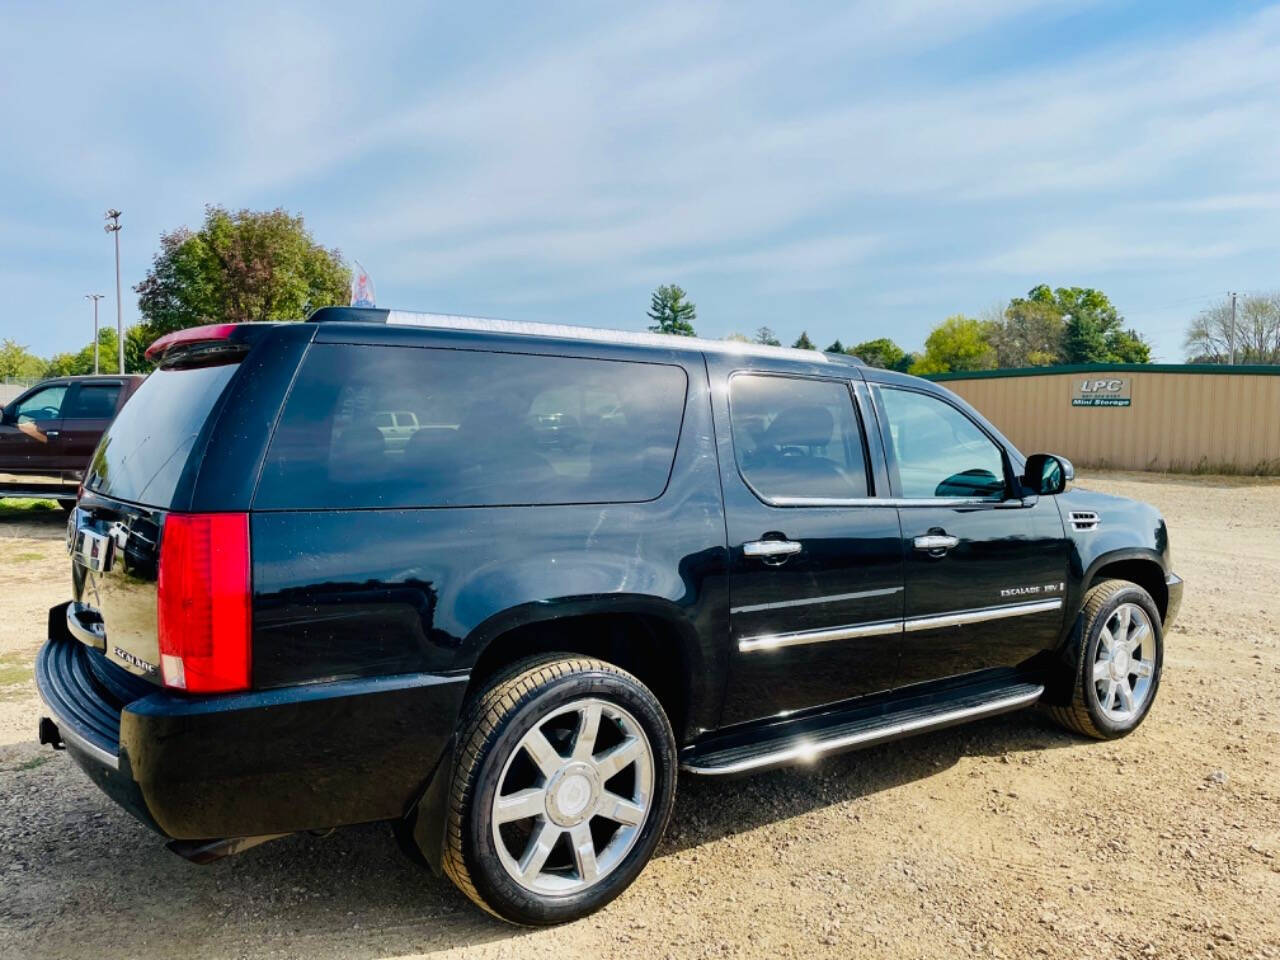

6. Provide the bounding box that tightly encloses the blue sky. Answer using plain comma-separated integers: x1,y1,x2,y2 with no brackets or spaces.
1,0,1277,361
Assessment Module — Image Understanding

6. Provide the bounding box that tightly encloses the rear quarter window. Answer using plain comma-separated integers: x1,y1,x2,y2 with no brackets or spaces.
255,344,689,509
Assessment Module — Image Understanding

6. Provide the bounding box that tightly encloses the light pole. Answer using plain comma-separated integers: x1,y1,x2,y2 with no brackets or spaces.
104,210,124,373
84,294,105,373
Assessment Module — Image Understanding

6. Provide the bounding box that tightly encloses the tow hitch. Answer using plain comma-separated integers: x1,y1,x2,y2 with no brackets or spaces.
38,717,65,750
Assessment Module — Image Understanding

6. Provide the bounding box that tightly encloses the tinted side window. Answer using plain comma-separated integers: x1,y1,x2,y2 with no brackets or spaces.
728,374,868,500
256,344,689,509
13,385,67,421
879,388,1006,499
64,384,122,419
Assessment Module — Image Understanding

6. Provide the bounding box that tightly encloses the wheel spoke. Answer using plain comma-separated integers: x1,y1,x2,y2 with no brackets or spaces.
518,820,560,881
1126,622,1149,654
1114,606,1131,642
1116,678,1135,713
1102,679,1118,711
494,788,547,825
572,702,603,762
1133,660,1153,679
592,737,643,781
596,790,646,826
569,822,599,882
1092,660,1110,683
1098,628,1115,654
522,727,564,779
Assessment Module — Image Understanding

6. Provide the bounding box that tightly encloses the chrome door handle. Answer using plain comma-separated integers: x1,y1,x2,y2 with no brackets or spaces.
914,534,959,553
45,430,60,437
743,539,802,559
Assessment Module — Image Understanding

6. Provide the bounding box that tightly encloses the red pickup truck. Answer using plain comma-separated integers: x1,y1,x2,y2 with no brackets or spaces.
0,375,145,508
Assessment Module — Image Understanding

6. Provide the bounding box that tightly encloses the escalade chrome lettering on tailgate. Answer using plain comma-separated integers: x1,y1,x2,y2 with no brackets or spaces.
113,646,157,675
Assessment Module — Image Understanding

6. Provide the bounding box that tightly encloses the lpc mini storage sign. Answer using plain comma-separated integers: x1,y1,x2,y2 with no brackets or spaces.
1072,377,1132,407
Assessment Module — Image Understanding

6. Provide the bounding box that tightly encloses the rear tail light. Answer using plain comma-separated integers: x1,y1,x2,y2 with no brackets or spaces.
157,513,251,692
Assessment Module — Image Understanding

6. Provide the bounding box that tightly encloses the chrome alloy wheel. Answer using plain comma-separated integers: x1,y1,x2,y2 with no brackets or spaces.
1092,601,1156,723
491,698,654,896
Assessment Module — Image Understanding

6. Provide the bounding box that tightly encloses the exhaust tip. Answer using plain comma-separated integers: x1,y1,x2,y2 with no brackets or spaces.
166,833,290,865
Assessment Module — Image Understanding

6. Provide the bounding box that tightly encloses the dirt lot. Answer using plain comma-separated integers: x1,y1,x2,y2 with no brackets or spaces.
1,473,1277,960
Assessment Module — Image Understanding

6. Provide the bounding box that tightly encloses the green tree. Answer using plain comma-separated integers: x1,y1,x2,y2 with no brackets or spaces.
824,339,845,354
985,299,1063,368
753,326,781,346
849,337,911,372
0,339,48,380
791,330,816,350
723,332,752,343
135,205,351,336
646,284,697,336
909,315,996,375
1018,284,1150,364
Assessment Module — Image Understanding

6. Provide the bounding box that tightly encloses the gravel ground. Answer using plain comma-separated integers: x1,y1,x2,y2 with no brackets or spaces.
1,473,1277,960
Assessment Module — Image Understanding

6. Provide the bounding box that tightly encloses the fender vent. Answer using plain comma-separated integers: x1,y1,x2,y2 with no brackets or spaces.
1070,511,1100,532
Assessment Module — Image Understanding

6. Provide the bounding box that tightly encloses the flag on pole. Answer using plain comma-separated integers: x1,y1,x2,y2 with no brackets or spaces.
351,260,376,307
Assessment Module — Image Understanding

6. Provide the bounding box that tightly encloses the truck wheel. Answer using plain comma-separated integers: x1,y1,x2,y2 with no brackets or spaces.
440,655,677,925
1047,579,1163,740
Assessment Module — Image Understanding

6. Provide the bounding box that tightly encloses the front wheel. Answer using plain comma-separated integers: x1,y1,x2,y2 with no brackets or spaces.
1047,579,1163,739
440,655,677,925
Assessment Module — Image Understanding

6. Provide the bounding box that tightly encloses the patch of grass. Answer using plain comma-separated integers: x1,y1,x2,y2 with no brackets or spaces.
0,652,33,688
15,755,52,772
0,498,60,516
9,551,44,563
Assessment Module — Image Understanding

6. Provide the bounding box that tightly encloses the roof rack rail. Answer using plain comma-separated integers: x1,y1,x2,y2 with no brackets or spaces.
306,306,863,366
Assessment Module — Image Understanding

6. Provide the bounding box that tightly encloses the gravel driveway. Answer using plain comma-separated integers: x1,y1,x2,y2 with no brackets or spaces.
1,472,1277,959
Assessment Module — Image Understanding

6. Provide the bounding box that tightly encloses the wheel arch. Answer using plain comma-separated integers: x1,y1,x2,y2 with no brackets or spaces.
461,597,714,742
1082,549,1168,622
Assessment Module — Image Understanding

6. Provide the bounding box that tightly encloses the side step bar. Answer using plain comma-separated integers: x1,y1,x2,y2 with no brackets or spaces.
682,679,1044,776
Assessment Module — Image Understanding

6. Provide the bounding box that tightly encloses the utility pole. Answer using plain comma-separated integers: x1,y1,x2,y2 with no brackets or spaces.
104,210,124,373
1228,291,1237,365
84,294,105,373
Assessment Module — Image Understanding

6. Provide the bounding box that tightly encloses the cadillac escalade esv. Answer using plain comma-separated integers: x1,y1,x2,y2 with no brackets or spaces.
36,309,1183,925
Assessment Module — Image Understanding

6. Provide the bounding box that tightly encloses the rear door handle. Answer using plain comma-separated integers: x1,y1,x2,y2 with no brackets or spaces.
743,539,802,559
45,430,60,437
914,534,959,553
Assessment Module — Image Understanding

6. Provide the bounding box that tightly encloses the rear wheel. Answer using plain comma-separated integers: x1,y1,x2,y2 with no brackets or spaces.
1047,579,1163,739
439,655,676,925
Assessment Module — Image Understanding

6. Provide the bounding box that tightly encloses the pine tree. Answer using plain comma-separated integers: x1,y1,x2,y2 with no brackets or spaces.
753,326,781,346
792,331,816,350
646,284,697,337
825,339,845,353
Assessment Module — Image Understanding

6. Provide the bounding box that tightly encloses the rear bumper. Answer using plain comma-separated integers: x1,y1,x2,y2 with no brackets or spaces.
36,607,467,840
1164,572,1184,631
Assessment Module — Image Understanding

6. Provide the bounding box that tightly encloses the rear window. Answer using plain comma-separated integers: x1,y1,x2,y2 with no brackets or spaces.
85,365,238,506
255,344,689,509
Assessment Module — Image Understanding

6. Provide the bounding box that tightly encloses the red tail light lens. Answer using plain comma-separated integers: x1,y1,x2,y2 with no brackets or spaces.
157,513,251,692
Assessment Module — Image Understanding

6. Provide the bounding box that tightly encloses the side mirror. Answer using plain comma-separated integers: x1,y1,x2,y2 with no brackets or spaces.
1023,453,1073,495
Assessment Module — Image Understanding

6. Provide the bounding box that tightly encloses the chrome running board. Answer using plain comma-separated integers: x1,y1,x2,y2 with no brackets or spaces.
681,678,1044,776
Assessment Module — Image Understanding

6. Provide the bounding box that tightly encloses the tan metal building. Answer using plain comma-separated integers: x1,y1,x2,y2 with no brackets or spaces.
929,364,1280,475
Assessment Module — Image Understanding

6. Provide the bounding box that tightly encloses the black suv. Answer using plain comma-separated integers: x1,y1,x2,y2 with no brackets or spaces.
37,309,1182,924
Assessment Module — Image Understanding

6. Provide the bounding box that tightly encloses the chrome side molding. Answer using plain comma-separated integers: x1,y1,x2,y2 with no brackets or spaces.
902,598,1062,633
738,598,1064,652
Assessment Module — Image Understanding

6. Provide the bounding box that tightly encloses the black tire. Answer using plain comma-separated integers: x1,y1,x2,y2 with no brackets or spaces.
440,654,677,925
1046,579,1164,739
